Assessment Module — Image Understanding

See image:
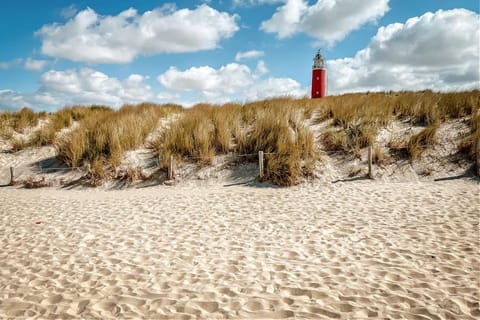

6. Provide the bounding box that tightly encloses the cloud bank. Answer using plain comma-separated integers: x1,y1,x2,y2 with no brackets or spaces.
0,68,153,110
327,9,480,94
36,5,239,63
261,0,389,43
157,61,305,103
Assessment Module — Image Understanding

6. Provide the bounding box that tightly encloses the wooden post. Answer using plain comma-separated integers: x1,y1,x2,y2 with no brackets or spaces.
368,145,373,179
476,138,480,177
258,151,264,179
9,167,14,185
168,155,174,180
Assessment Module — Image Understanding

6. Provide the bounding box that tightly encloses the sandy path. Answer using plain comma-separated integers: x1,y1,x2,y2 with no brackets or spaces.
0,180,479,319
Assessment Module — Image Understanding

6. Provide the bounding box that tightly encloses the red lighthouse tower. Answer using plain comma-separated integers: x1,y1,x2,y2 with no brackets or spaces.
311,50,326,98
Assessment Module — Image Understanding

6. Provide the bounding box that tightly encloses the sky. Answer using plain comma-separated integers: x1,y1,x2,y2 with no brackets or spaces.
0,0,478,111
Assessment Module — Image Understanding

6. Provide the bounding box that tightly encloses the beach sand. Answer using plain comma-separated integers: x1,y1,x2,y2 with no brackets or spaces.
0,180,478,319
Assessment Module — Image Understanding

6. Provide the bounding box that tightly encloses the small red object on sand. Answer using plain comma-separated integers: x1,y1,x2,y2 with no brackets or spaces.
35,221,42,224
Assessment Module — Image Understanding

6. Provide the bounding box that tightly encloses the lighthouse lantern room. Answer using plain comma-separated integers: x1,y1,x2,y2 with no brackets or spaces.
311,50,326,99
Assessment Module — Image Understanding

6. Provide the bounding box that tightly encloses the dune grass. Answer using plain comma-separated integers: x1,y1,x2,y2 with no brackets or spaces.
153,99,318,185
458,106,480,161
56,103,181,172
1,89,478,185
0,107,45,138
156,103,243,166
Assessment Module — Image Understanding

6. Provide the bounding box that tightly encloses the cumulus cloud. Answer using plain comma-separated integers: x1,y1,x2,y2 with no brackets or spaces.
0,68,153,110
233,0,282,7
24,58,47,71
0,58,23,69
157,61,305,103
60,4,78,19
327,9,480,94
36,5,239,63
0,89,60,111
255,60,268,76
261,0,389,44
235,50,264,61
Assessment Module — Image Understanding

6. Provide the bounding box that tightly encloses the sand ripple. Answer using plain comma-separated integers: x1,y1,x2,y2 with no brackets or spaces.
0,181,478,319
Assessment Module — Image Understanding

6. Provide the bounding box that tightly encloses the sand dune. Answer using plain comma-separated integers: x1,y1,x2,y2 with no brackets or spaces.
0,180,478,319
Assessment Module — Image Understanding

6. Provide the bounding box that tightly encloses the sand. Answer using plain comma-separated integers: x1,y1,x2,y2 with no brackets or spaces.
1,179,479,319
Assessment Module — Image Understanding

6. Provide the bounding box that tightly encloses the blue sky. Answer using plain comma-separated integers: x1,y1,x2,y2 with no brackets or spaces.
0,0,478,111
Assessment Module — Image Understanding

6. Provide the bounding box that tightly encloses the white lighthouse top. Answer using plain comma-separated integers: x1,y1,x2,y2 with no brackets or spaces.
313,49,325,69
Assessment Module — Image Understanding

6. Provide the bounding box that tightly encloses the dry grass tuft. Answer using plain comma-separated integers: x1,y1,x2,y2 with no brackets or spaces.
16,176,54,189
13,107,44,132
116,167,149,183
407,122,439,160
155,99,318,186
56,103,180,170
373,145,390,166
458,106,480,160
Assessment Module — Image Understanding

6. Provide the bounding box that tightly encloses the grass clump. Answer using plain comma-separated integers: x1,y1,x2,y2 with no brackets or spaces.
321,122,376,153
29,108,74,147
56,103,179,176
156,99,317,186
239,104,317,186
407,122,439,160
157,103,242,167
458,107,480,161
13,107,44,132
388,122,439,161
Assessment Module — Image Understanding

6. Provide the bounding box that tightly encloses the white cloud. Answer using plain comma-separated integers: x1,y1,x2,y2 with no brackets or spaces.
255,60,268,76
60,4,78,19
261,0,389,44
36,5,239,63
158,63,254,95
235,50,265,61
0,68,153,110
327,9,480,94
0,58,23,69
260,0,307,38
0,89,60,111
233,0,282,7
157,61,305,103
24,58,47,71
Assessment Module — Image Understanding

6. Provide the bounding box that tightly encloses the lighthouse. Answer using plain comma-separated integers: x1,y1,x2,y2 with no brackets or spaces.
311,50,326,98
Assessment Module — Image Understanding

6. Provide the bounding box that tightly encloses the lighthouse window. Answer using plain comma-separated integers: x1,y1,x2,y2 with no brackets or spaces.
316,77,319,80
316,91,319,95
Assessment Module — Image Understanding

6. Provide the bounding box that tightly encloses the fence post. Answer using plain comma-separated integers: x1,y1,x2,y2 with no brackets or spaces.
168,155,174,180
258,151,264,179
368,145,373,179
9,167,14,185
476,138,480,177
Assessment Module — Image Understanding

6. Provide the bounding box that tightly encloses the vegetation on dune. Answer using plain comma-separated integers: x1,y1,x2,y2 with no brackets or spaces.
56,103,181,170
0,89,478,186
314,90,479,160
238,102,317,186
155,103,243,166
153,99,318,186
458,106,480,161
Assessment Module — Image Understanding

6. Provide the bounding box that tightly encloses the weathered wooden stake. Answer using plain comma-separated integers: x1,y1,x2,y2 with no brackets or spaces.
9,167,14,185
368,145,373,179
168,155,174,180
258,151,264,179
476,138,480,177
